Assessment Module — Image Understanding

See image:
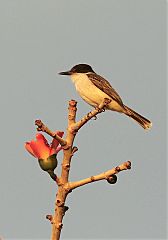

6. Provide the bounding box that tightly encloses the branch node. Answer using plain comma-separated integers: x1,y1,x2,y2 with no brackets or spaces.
87,112,92,118
95,106,104,113
68,188,72,193
115,166,121,173
127,160,131,169
35,119,45,131
62,144,71,150
90,176,95,181
64,206,69,213
69,99,77,107
71,146,78,156
63,183,72,193
56,199,65,207
56,178,62,186
56,223,63,230
68,124,78,134
46,215,53,224
62,163,70,171
68,114,75,120
68,100,77,118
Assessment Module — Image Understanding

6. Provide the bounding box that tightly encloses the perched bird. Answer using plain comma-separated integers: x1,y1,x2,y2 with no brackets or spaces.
59,64,152,130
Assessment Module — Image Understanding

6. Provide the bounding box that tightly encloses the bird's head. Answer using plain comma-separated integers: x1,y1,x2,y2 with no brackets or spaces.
59,64,95,75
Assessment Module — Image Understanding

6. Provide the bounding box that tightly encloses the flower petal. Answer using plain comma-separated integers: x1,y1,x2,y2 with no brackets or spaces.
28,141,41,158
50,131,64,155
50,145,63,156
55,145,62,154
25,142,37,157
36,133,50,147
29,134,50,159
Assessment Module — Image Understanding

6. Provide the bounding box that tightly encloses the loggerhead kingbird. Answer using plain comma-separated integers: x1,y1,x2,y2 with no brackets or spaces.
59,64,152,130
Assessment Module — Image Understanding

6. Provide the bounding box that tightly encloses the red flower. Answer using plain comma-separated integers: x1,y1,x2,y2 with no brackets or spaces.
25,131,64,159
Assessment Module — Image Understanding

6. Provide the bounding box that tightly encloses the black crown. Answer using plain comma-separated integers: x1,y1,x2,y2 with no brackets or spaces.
70,64,95,73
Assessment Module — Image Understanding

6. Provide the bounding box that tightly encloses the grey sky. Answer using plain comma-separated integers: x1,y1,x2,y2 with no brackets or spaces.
0,0,166,239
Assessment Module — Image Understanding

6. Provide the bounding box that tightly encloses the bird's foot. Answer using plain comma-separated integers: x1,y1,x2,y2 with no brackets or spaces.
95,106,105,113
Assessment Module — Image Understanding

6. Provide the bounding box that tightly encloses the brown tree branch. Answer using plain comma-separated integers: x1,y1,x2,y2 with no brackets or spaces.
61,100,77,183
35,119,67,147
34,99,131,240
70,98,111,132
67,161,131,190
51,100,78,240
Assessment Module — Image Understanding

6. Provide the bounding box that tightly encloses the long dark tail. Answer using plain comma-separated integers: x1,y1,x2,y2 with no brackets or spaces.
124,105,152,130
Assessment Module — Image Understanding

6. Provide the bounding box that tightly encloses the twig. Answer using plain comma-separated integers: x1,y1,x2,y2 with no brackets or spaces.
67,161,131,190
70,98,111,132
35,119,67,147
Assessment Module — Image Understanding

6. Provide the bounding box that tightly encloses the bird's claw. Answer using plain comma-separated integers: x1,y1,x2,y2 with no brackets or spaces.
95,106,105,113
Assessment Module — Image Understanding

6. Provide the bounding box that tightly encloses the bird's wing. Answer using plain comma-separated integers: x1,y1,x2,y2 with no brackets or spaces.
87,73,124,106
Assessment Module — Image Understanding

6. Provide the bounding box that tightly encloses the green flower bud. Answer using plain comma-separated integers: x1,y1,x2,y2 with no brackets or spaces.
38,154,57,172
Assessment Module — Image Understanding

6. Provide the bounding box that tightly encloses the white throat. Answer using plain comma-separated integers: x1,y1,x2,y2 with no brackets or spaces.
70,73,89,84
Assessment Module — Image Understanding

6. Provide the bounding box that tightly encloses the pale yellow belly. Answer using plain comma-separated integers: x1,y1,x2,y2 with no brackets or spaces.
71,73,124,112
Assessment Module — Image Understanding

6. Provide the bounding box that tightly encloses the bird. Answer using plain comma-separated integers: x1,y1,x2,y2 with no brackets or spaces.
59,64,152,130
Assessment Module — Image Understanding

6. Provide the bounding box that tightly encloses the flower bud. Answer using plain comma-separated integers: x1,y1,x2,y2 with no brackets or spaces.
107,174,117,184
38,154,57,172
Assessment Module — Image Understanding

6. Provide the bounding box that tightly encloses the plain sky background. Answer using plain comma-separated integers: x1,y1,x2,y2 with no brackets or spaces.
0,0,166,239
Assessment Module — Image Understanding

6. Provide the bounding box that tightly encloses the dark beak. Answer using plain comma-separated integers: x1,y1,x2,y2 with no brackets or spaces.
59,71,71,75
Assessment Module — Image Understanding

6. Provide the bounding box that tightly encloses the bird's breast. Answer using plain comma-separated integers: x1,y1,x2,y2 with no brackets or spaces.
70,73,123,112
71,73,95,93
71,73,105,106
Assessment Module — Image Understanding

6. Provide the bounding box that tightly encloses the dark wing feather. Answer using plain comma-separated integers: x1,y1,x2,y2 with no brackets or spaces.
87,73,124,106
